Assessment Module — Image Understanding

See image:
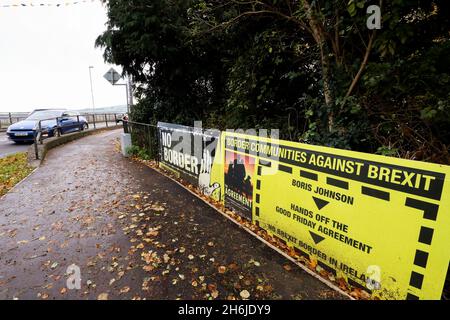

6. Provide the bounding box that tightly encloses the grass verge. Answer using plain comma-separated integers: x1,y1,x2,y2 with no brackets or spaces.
0,152,34,197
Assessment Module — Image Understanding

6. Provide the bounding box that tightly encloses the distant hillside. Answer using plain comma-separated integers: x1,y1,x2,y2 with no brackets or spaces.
76,105,127,114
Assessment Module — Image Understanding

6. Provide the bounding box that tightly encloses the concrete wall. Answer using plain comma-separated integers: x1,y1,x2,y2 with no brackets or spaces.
28,125,122,167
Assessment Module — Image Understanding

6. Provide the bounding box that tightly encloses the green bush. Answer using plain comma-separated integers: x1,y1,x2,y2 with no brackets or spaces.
126,145,151,160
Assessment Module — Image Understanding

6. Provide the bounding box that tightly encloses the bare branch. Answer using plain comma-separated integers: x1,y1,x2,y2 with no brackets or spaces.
345,30,376,98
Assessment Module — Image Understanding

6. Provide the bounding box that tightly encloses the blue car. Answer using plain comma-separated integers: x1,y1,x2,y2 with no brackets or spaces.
6,109,89,143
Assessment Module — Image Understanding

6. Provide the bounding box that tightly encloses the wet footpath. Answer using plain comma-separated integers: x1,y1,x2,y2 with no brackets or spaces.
0,129,345,300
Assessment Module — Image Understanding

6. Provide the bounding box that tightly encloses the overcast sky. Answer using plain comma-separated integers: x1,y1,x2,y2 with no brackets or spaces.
0,0,127,113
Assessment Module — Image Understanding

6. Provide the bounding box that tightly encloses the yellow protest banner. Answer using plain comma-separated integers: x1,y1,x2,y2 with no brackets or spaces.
223,132,450,300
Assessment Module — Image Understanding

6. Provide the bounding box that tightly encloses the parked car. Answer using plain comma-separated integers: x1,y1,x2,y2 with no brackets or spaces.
115,114,129,123
6,109,89,143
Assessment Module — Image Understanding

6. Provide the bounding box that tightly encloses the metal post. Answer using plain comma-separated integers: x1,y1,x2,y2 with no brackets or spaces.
34,136,39,160
105,114,108,128
128,78,134,109
9,112,12,124
155,125,160,164
38,120,43,142
123,119,129,133
114,113,117,125
35,121,43,159
125,83,130,115
147,125,151,159
113,83,130,116
89,66,95,114
92,114,96,129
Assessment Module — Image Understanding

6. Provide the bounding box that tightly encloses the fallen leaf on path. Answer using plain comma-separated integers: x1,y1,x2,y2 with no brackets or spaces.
150,204,165,212
143,265,154,272
240,290,250,299
98,293,109,300
309,259,318,269
218,266,227,274
146,230,158,237
163,254,170,263
120,286,130,294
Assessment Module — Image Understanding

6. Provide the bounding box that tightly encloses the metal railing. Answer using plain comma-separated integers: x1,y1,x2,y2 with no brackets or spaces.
32,113,125,159
79,113,126,130
0,112,28,131
1,112,127,131
126,121,160,161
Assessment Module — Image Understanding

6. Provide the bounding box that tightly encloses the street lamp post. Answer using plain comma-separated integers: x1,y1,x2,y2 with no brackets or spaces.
88,66,96,114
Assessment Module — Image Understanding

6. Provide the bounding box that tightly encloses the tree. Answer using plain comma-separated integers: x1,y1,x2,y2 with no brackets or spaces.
97,0,450,162
96,0,227,124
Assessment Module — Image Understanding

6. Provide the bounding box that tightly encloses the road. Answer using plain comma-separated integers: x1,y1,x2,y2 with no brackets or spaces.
0,132,30,158
0,129,344,300
0,122,119,158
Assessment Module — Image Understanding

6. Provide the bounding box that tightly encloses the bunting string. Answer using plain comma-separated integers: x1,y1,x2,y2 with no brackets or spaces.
0,0,98,8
